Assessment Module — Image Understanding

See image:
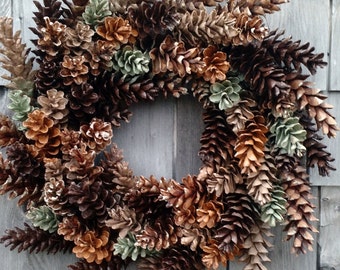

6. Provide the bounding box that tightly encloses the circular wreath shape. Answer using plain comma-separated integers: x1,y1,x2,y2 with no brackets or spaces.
0,1,338,270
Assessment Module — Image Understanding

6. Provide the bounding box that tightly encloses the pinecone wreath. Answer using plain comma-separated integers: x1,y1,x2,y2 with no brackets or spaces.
0,0,338,270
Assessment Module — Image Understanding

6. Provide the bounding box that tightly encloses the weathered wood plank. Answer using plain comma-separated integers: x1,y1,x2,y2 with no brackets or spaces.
265,0,330,90
114,98,176,179
174,95,204,180
0,0,12,85
331,0,340,91
319,186,340,270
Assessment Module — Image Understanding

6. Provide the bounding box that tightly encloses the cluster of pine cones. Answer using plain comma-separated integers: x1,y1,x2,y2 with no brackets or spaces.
0,0,338,269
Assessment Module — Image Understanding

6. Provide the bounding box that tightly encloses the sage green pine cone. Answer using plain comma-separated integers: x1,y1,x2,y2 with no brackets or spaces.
209,75,242,110
26,205,59,233
113,233,155,261
7,90,34,129
112,46,150,82
270,116,307,157
261,185,287,227
82,0,112,27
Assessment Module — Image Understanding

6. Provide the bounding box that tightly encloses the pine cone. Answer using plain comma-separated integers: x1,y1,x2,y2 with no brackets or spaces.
177,8,238,47
2,141,44,205
43,176,69,215
37,17,67,58
209,75,242,110
269,116,307,157
225,98,256,134
282,164,318,254
301,114,335,176
58,215,84,242
149,35,203,78
106,205,141,239
262,30,327,75
60,55,89,85
26,205,59,233
68,258,126,270
199,108,236,170
291,78,338,138
138,246,205,270
192,79,212,109
0,17,35,89
23,109,61,156
37,89,69,126
101,144,136,193
201,240,228,270
160,175,204,211
80,118,113,152
113,233,155,261
82,0,112,27
72,228,113,264
7,90,34,127
215,192,258,254
199,45,230,84
68,83,100,122
238,221,272,270
34,59,62,95
128,1,180,39
64,21,95,53
112,45,150,82
86,40,116,75
235,116,268,174
0,223,73,254
196,200,223,229
261,184,287,227
96,17,138,49
180,227,209,251
0,114,20,147
229,0,288,16
67,177,116,225
231,9,268,45
246,153,277,206
31,0,63,29
201,163,243,197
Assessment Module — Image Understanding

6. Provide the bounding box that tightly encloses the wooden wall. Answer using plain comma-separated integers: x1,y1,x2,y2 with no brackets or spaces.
0,1,340,269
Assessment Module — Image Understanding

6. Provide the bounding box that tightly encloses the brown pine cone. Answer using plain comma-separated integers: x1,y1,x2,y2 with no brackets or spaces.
0,114,20,147
60,55,89,86
58,215,84,242
201,240,228,270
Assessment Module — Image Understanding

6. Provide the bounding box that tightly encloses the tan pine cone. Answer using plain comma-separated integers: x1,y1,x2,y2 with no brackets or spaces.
96,17,138,49
37,89,69,126
201,240,228,270
60,55,89,85
37,17,66,58
282,164,318,254
72,228,113,264
160,175,204,210
106,205,141,238
23,110,61,156
196,200,223,228
246,154,277,206
149,35,204,77
235,115,268,174
180,227,209,251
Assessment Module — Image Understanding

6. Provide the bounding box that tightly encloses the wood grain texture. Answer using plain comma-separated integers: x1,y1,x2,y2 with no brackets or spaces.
331,0,340,91
319,186,340,270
